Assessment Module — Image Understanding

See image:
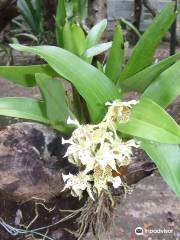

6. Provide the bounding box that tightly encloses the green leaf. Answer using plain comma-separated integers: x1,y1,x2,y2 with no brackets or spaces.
141,141,180,197
117,98,180,144
120,17,141,38
97,61,104,72
142,60,180,108
63,21,75,53
0,97,49,124
17,0,42,34
119,53,180,92
36,73,74,133
33,0,43,18
32,0,43,27
83,42,112,58
11,44,120,123
71,24,86,56
0,64,57,87
56,0,66,47
119,2,178,81
78,0,88,21
15,33,38,42
86,19,107,48
105,25,124,84
56,0,66,26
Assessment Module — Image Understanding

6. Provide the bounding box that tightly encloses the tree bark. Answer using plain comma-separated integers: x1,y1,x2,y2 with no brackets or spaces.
43,0,57,30
132,0,142,43
143,0,157,17
170,0,177,55
88,0,107,26
0,0,18,32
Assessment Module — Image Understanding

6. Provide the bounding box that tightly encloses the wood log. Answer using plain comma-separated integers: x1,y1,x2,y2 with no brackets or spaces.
0,122,155,239
0,122,66,201
0,122,79,240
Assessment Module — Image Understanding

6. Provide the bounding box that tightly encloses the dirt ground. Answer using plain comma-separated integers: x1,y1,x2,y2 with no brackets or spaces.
84,174,180,240
0,43,179,240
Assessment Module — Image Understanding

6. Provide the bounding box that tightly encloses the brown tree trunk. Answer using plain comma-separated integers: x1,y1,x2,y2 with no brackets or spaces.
0,0,18,32
43,0,57,31
133,0,142,43
88,0,107,26
143,0,157,17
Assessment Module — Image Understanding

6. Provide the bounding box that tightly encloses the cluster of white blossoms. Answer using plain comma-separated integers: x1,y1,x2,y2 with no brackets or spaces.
62,100,139,200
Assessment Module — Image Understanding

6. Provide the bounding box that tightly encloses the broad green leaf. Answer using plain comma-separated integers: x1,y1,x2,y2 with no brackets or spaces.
143,60,180,108
63,21,75,53
84,42,112,58
56,0,66,47
86,19,107,48
71,24,86,56
11,44,120,123
119,53,180,92
117,98,180,144
0,97,49,124
141,141,180,197
105,25,124,84
0,64,57,87
119,2,178,81
36,73,74,133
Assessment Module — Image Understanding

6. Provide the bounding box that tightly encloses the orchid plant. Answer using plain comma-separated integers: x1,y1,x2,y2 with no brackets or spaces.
0,2,180,202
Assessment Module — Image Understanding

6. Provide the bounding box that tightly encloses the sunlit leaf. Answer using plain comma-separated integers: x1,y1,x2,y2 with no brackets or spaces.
36,73,74,133
84,42,112,58
119,53,180,92
0,97,49,124
71,24,86,56
63,21,75,53
0,64,57,87
105,25,124,83
142,141,180,197
143,60,180,108
119,2,178,81
117,98,180,144
86,19,107,48
11,44,120,123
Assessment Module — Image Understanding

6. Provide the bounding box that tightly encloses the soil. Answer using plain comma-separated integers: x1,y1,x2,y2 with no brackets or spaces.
0,43,180,240
85,174,180,240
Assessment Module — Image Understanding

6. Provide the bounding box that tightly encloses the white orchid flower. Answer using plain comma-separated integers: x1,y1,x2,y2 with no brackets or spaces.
112,176,122,188
67,116,80,127
62,172,93,200
62,100,139,199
